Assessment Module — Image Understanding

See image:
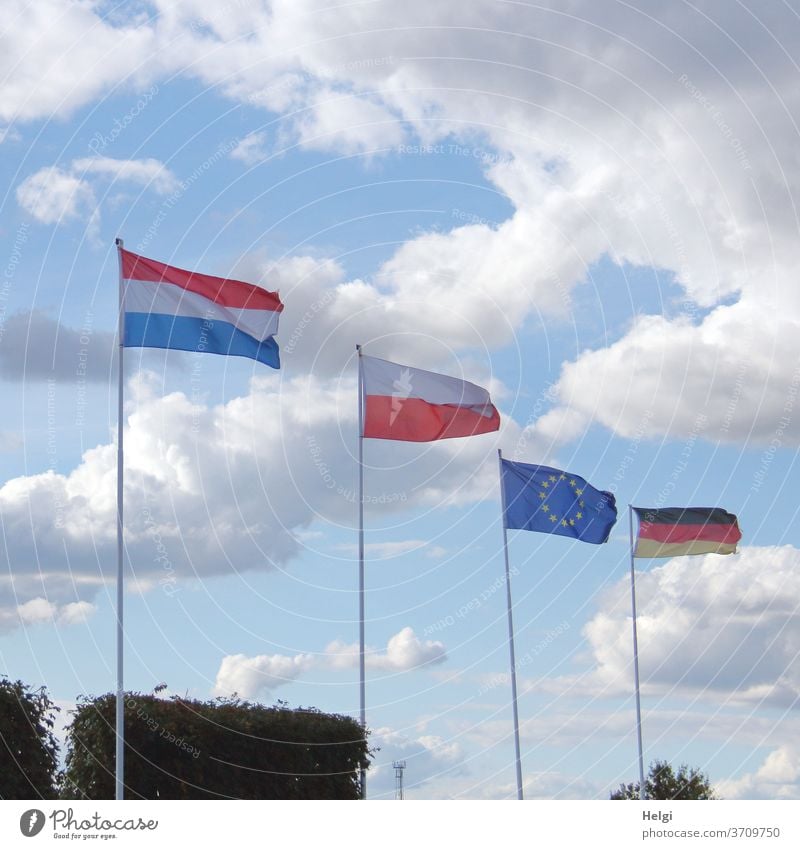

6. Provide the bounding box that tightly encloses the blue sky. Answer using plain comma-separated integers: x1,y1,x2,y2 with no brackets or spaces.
2,0,800,800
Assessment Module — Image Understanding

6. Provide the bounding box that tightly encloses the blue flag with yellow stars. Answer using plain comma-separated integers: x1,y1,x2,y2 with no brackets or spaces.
500,460,617,543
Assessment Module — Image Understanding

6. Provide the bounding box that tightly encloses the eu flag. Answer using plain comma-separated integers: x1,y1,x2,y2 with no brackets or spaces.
500,460,617,543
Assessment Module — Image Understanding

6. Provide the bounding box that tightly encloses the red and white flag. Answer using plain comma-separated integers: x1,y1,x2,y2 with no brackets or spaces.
360,354,500,442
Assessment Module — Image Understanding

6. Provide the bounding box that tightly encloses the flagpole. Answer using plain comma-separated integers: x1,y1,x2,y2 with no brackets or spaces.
115,237,125,801
497,450,524,800
628,505,647,801
356,344,367,800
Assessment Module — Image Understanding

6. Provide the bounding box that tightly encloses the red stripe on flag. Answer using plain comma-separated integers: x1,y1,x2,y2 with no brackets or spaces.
363,396,500,441
638,522,742,545
121,249,283,311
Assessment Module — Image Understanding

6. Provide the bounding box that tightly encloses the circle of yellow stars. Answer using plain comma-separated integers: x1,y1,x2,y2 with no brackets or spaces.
537,473,586,529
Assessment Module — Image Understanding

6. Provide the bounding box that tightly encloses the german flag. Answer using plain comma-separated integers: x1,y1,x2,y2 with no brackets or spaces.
632,507,741,558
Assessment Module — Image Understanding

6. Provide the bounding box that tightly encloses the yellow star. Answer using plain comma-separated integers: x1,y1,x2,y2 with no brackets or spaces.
549,475,557,482
575,488,583,496
576,512,583,519
560,473,567,479
569,479,577,487
542,481,549,488
538,491,546,499
569,519,575,526
549,514,557,523
541,504,549,512
561,519,568,527
579,500,585,508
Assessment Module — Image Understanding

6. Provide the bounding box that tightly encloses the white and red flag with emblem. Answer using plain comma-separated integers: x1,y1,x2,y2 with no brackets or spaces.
360,354,500,442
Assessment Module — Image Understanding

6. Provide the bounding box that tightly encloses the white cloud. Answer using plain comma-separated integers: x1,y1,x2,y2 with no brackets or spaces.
57,600,96,625
719,745,800,800
71,156,179,194
533,302,800,447
326,626,447,671
558,546,800,706
1,596,97,630
212,624,449,699
0,126,21,143
0,369,515,627
294,89,403,154
0,0,157,123
229,132,270,166
16,597,57,624
15,166,95,225
367,725,464,798
212,651,314,698
17,156,178,234
10,4,800,456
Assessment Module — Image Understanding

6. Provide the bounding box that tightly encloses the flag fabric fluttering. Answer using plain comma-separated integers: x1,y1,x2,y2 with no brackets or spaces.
500,459,617,543
121,248,283,368
632,507,741,558
360,354,500,441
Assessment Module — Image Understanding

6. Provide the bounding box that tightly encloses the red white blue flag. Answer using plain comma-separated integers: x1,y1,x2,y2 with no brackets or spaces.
121,249,283,368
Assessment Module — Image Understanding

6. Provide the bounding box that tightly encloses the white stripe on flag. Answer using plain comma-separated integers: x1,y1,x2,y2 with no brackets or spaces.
124,278,280,341
361,355,491,406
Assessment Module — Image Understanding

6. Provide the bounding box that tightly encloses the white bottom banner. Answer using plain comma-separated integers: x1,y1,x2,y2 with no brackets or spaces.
1,800,798,848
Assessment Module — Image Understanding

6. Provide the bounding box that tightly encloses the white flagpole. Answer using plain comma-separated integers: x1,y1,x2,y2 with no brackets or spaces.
115,237,125,801
497,450,524,800
628,505,647,800
356,344,367,799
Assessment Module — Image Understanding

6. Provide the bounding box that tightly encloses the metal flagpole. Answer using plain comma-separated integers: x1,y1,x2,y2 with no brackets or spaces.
115,238,125,801
497,450,524,800
356,344,367,799
628,505,647,801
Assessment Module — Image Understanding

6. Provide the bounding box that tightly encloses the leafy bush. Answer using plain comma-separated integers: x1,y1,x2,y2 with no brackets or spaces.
62,693,370,799
0,676,60,799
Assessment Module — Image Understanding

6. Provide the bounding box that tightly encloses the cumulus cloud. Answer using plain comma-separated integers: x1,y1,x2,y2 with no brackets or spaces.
367,726,464,798
0,0,157,123
16,156,178,234
0,596,97,631
15,166,95,225
561,546,800,706
212,625,448,699
229,132,270,166
71,156,180,195
719,745,800,800
294,89,403,154
212,651,314,698
531,303,800,447
325,626,447,671
10,2,800,454
0,369,513,624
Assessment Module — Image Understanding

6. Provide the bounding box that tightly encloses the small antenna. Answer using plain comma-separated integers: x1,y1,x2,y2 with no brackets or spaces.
393,760,407,800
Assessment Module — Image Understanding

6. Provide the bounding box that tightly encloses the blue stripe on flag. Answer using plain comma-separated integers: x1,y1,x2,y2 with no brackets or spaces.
124,312,280,369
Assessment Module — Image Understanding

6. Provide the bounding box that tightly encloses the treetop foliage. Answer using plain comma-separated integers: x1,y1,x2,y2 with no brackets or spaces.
611,759,717,800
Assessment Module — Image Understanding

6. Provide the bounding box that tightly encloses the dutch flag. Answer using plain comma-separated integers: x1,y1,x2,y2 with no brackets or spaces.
120,248,283,368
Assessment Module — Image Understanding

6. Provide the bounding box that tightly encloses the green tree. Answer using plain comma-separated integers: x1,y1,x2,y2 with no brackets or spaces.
611,760,717,800
62,693,371,800
0,676,60,799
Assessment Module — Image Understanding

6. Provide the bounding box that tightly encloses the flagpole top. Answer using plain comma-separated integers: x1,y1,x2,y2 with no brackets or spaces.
115,237,123,247
356,343,362,354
